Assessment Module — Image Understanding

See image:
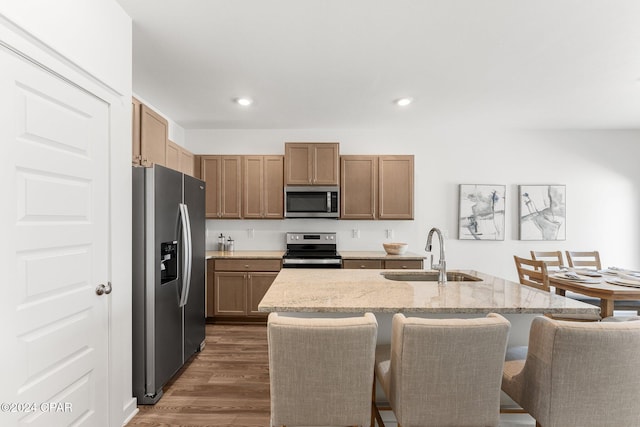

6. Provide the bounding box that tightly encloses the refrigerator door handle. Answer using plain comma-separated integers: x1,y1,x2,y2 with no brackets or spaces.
179,203,193,307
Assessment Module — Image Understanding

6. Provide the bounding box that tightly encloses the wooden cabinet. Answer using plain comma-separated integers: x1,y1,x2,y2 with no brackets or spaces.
379,156,414,220
166,140,195,176
208,258,281,321
132,97,168,167
284,142,339,185
340,156,377,219
342,258,423,269
342,259,383,269
383,259,423,269
341,155,414,220
132,97,142,165
200,156,242,219
243,156,284,219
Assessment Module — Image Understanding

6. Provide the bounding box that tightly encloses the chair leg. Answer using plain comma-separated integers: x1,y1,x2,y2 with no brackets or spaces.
536,422,542,427
371,374,385,427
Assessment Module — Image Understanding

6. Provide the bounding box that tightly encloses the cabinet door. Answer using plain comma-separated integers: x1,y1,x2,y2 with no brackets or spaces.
213,272,246,316
166,140,180,171
132,97,141,165
201,156,221,218
247,272,278,316
140,104,168,167
313,143,339,185
243,156,264,218
263,156,284,218
379,155,414,220
221,156,242,218
340,155,377,219
284,143,312,185
180,148,195,176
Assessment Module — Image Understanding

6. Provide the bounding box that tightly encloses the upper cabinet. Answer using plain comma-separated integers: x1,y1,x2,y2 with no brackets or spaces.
132,97,142,165
200,156,242,219
284,142,339,185
341,155,414,220
166,140,195,176
340,156,377,220
243,156,284,219
378,155,414,220
131,97,168,168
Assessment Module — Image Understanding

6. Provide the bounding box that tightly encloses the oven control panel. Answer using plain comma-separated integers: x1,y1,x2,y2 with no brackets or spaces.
286,232,337,244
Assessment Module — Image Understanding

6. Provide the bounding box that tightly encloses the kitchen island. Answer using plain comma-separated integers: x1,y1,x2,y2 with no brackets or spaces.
258,268,600,346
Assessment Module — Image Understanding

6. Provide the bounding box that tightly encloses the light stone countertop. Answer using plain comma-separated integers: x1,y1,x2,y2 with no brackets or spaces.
340,251,426,260
258,268,602,315
205,250,284,259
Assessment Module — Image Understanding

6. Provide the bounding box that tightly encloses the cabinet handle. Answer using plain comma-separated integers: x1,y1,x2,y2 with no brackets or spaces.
360,265,366,269
402,265,408,269
244,264,249,269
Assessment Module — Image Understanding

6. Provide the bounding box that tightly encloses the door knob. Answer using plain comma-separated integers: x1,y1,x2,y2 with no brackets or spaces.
96,282,112,296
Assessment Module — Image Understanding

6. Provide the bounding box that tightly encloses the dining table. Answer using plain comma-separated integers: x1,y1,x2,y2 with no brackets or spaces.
549,268,640,318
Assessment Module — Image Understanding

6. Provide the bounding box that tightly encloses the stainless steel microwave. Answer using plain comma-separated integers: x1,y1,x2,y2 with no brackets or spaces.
284,186,340,218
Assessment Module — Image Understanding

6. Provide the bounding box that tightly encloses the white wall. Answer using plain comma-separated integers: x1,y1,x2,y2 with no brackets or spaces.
187,128,640,281
0,0,130,95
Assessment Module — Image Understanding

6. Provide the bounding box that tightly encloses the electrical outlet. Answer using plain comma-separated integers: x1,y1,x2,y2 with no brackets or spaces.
352,229,360,238
247,228,255,238
386,229,394,239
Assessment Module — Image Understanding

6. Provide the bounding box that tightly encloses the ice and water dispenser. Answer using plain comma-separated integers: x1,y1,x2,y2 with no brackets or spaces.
160,241,178,284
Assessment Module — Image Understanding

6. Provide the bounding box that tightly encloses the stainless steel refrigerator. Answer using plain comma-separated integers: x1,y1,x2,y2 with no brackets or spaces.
132,164,206,404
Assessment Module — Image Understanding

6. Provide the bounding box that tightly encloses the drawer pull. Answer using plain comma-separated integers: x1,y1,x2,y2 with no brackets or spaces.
244,264,250,268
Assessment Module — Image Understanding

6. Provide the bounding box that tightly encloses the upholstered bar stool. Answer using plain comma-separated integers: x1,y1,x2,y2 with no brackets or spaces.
502,316,640,427
267,312,378,427
372,313,510,427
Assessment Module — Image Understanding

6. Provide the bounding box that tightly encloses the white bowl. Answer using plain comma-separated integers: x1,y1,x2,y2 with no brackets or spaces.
383,242,408,255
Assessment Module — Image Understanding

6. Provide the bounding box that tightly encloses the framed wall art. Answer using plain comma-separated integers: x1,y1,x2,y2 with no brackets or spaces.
458,184,506,240
519,184,566,241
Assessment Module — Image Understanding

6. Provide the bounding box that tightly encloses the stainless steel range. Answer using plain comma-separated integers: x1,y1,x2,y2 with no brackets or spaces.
282,232,342,268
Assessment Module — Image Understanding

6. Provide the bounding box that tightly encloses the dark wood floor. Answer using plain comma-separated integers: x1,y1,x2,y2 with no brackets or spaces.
126,324,271,427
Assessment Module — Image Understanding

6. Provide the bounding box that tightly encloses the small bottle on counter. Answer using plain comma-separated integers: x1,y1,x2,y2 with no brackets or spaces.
217,233,225,251
225,237,235,252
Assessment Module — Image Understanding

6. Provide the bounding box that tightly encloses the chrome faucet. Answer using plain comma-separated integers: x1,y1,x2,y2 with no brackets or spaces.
425,227,447,284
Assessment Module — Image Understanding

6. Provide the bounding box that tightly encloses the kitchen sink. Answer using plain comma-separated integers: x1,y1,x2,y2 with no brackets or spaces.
381,271,482,282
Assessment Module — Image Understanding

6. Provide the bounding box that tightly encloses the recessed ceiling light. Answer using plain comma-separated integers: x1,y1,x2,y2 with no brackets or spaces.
235,97,253,106
394,97,413,107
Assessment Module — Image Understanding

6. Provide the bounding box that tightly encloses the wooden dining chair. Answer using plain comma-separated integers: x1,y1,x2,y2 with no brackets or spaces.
513,256,600,321
530,251,565,271
565,250,601,270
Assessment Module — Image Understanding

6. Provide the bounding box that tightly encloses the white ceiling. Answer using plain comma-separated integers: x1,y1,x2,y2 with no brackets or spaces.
116,0,640,130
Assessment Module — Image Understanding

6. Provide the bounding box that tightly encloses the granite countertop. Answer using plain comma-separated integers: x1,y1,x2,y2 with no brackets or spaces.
206,250,425,260
258,268,601,315
340,251,425,260
206,250,285,259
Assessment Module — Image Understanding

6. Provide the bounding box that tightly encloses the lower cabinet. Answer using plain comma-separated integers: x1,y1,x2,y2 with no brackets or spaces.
342,259,423,269
207,258,280,322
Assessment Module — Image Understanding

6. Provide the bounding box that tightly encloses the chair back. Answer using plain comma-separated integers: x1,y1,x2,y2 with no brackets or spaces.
389,313,510,427
508,316,640,427
530,250,565,271
565,250,601,270
267,313,377,427
514,255,550,292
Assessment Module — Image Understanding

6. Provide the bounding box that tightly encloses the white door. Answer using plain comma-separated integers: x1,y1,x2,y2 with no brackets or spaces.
0,44,110,426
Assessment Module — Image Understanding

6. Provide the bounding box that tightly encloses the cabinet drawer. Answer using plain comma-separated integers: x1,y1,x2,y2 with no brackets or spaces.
384,260,423,270
215,258,281,272
342,259,383,269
